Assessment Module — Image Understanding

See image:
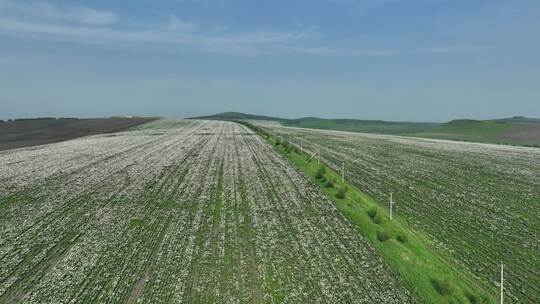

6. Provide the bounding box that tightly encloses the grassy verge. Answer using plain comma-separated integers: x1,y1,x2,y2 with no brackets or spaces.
240,121,497,304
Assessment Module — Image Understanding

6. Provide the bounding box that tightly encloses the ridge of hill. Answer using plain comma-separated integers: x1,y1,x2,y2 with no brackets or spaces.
192,112,540,146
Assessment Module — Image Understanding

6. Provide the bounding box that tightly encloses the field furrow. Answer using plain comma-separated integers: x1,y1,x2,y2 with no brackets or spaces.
0,119,415,303
255,123,539,303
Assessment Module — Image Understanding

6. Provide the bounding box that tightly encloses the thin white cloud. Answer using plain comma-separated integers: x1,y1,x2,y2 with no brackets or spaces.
0,1,323,55
327,0,447,6
0,1,478,57
278,45,395,57
0,16,477,57
0,1,394,56
0,17,316,54
166,14,198,32
413,46,485,55
0,17,397,57
0,0,118,25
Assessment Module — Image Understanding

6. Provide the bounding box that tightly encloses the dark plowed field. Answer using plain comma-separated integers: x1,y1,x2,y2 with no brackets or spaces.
0,117,156,151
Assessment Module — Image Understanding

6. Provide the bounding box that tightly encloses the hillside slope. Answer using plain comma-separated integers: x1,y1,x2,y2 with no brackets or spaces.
193,112,540,146
413,118,540,146
192,112,438,134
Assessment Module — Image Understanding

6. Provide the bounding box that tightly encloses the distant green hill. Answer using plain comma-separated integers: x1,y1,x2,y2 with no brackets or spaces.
192,112,438,134
191,112,540,147
286,117,438,134
414,117,540,146
193,112,289,123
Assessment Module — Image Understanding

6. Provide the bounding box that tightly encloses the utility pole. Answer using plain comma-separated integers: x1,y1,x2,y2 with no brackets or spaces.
500,261,504,304
317,149,320,164
389,192,394,220
306,148,319,163
300,140,303,154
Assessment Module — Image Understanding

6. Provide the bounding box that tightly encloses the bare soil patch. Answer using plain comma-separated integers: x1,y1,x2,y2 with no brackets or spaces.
504,123,540,143
0,117,157,151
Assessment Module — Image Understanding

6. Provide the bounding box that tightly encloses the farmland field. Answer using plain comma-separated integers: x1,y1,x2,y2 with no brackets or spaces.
0,117,157,151
0,119,415,303
253,122,540,303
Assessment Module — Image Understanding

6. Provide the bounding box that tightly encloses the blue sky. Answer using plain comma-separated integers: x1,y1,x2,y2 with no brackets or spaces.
0,0,539,121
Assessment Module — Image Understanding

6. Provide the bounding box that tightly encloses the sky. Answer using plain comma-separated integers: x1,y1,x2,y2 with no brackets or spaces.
0,0,539,122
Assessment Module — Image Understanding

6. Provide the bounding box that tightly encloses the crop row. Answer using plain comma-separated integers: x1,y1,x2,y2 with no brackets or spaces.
0,119,415,303
253,123,540,303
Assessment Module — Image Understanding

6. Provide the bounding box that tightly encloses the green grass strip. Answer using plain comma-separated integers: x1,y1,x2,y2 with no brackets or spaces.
240,121,497,304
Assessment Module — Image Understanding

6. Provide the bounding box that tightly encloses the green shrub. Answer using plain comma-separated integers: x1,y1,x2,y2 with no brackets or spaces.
431,278,453,296
464,293,490,304
465,292,478,304
324,180,333,188
372,215,382,224
396,234,408,243
367,207,378,219
336,187,347,199
377,230,389,242
315,167,325,179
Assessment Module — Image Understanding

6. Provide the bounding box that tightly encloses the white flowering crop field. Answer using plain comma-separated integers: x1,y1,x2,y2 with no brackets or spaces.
255,123,540,303
0,119,416,303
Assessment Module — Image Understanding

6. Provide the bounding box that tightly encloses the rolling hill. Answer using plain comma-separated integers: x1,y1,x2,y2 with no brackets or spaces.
193,112,540,146
413,117,540,146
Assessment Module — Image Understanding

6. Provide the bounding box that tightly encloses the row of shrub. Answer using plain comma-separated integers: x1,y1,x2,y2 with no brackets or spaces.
315,166,411,244
242,121,484,302
307,156,484,301
274,138,303,155
366,206,468,298
366,207,408,243
315,166,351,197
